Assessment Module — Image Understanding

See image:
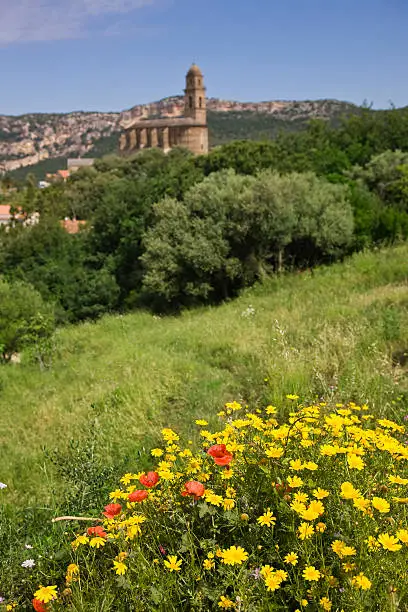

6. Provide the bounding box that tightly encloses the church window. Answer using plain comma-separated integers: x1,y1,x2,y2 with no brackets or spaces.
199,97,202,108
189,96,193,108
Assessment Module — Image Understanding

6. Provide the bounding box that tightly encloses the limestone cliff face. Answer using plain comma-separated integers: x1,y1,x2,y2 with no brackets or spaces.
0,97,356,173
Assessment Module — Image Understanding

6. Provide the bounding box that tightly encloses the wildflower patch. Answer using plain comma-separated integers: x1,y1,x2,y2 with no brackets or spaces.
27,399,408,610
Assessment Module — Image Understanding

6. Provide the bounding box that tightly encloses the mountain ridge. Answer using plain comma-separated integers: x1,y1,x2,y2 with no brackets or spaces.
0,96,359,176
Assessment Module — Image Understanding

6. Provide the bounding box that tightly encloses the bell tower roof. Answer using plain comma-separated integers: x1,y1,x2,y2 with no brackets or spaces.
187,63,203,77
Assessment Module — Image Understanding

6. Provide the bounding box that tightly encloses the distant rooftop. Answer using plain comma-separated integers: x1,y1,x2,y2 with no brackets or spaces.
67,158,95,169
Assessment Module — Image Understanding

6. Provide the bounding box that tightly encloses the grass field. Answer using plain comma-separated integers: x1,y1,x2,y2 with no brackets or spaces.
1,244,408,509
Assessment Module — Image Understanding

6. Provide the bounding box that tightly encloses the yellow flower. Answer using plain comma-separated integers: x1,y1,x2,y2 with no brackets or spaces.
226,487,236,498
352,572,372,590
240,513,249,521
353,497,371,512
340,481,361,500
265,405,277,414
89,537,105,548
366,535,380,551
205,491,223,506
220,545,248,565
389,475,408,485
195,419,209,426
342,562,356,572
294,492,309,504
396,529,408,543
286,394,299,400
265,446,284,459
290,459,304,471
203,559,215,570
34,586,58,604
71,534,89,549
331,540,346,557
319,597,332,611
257,508,276,527
218,596,235,609
264,573,283,591
378,533,402,552
313,488,329,499
298,522,314,540
291,500,307,514
302,566,321,581
284,552,298,565
113,561,127,575
372,497,390,513
347,454,365,470
164,555,182,572
303,461,318,471
288,476,303,488
260,564,273,578
223,498,235,511
316,522,326,533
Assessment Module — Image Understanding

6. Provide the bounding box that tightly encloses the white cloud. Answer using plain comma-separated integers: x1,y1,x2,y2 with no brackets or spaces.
0,0,155,45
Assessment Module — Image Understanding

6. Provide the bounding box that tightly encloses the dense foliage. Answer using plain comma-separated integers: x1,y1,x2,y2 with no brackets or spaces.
1,106,408,321
0,277,55,362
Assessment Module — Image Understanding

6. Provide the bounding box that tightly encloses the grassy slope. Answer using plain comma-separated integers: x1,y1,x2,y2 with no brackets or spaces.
1,246,408,507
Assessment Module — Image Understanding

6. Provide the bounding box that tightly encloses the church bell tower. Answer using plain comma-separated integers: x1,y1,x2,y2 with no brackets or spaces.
184,64,207,124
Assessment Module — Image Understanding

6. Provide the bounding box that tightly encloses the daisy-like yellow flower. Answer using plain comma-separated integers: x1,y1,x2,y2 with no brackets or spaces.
195,419,209,426
226,487,236,498
372,497,390,513
284,552,298,565
353,497,371,512
366,535,380,551
223,498,235,511
33,586,58,604
342,562,356,572
89,537,105,548
112,561,127,575
203,559,215,570
377,533,402,552
303,461,318,471
260,564,273,578
389,475,408,485
287,476,303,488
265,405,277,414
319,597,332,611
313,488,329,499
396,529,408,544
164,555,182,572
218,596,235,609
265,446,284,459
340,482,361,500
257,509,276,527
293,491,309,504
290,459,304,471
347,454,365,470
302,566,321,581
291,500,307,514
352,572,372,590
298,522,314,540
286,394,299,400
264,573,283,591
220,546,248,566
71,534,89,549
316,522,326,533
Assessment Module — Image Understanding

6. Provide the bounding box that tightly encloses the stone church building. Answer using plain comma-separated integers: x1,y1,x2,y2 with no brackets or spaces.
119,64,209,156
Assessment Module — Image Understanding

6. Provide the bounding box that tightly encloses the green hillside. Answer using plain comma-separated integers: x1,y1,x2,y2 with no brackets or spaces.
2,245,407,506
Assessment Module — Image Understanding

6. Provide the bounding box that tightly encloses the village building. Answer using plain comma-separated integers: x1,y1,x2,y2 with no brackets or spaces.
119,64,209,156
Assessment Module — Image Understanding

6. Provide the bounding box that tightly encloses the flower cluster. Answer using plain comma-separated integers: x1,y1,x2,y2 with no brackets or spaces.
29,398,408,610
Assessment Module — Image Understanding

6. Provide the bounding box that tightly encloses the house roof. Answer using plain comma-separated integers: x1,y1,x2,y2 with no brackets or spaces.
57,170,70,179
60,218,87,234
0,204,11,216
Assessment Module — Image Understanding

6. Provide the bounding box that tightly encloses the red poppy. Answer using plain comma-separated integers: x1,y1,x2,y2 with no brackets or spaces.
207,444,228,458
102,503,122,519
213,452,233,466
87,525,107,538
128,489,149,502
139,471,160,488
32,599,47,612
207,444,233,466
181,480,205,500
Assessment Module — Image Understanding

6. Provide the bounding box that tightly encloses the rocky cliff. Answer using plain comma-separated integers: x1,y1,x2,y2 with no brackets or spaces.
0,97,357,174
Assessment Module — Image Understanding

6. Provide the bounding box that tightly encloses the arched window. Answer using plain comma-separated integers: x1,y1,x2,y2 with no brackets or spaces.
189,96,193,109
199,97,202,108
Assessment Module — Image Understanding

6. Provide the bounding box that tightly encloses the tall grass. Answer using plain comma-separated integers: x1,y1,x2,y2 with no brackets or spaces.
1,245,407,509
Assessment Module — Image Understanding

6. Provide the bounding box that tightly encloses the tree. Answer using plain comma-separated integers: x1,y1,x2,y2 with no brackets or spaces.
0,278,55,362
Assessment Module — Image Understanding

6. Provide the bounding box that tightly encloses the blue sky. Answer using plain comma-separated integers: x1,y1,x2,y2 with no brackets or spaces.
1,0,407,115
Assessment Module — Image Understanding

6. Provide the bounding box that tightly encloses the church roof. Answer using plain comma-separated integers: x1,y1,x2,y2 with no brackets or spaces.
187,63,203,76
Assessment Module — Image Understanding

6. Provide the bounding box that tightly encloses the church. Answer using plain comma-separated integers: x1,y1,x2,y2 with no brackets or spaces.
119,64,209,156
